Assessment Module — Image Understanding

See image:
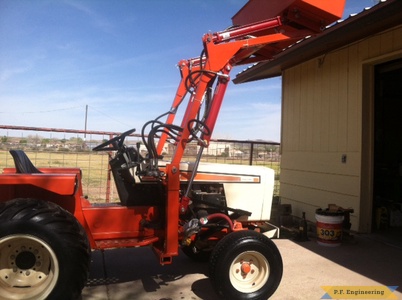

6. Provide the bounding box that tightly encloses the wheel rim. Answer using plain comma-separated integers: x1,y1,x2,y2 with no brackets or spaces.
0,234,59,300
229,250,270,293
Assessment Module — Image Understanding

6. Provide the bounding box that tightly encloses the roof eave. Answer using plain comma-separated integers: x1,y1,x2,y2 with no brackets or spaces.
234,0,402,84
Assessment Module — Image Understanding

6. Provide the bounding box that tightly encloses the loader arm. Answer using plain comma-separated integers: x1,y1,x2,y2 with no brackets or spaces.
155,0,346,164
156,17,287,161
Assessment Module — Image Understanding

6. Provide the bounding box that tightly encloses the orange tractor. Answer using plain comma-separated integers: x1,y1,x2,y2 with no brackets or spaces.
0,1,345,299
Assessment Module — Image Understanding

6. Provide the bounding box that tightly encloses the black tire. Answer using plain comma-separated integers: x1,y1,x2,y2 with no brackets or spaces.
0,198,91,300
209,230,283,300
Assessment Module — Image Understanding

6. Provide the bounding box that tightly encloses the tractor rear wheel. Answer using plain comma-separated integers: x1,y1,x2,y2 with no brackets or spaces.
209,230,283,300
0,198,90,300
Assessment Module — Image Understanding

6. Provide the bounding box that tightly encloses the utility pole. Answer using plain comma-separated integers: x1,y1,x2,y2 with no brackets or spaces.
84,105,88,141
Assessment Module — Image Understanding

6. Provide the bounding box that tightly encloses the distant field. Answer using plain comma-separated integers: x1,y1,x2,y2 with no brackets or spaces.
0,150,280,202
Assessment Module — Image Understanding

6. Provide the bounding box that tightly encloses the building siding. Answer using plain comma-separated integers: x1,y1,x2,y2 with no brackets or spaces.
280,25,402,231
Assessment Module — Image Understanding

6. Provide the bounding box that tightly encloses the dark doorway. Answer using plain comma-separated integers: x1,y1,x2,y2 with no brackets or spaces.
373,58,402,244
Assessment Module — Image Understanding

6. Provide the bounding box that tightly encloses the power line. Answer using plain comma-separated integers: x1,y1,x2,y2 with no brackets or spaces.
0,106,83,114
89,105,133,128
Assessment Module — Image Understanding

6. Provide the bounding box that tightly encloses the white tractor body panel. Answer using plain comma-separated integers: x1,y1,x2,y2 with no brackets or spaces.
178,162,275,221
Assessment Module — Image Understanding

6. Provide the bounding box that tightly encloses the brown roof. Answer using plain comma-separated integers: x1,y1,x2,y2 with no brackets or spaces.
233,0,402,84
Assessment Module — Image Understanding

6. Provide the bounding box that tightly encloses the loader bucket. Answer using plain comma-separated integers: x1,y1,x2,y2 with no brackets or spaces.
230,0,346,62
232,0,346,32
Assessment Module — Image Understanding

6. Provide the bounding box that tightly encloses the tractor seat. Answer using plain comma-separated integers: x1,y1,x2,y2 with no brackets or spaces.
9,150,42,174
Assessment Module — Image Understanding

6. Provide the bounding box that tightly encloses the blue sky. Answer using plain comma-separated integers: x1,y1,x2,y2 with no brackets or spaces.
0,0,376,142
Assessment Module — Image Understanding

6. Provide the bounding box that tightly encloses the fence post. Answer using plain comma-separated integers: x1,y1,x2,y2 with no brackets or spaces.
106,153,111,203
249,142,254,166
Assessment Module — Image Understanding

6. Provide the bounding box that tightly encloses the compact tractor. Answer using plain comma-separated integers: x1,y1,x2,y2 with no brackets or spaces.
0,1,345,299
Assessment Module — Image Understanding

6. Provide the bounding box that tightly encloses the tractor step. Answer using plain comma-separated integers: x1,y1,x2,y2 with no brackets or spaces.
94,237,159,249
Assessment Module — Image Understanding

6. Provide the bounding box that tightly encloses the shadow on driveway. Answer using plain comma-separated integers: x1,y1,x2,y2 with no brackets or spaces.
82,247,220,300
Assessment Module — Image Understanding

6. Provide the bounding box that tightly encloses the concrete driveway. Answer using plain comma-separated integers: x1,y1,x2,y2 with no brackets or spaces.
81,235,402,300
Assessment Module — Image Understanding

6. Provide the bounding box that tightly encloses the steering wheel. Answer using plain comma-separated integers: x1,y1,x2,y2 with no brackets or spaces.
93,128,136,152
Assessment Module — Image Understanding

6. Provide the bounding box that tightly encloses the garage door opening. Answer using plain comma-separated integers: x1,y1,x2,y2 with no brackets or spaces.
373,58,402,243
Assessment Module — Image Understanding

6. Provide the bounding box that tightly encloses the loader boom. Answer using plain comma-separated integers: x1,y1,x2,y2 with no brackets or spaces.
151,0,346,191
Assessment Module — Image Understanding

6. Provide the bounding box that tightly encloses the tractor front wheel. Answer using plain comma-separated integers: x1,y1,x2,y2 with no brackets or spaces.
0,199,90,300
209,230,283,300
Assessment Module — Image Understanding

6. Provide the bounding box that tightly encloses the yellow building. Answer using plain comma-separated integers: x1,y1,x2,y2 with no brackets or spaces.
235,0,402,234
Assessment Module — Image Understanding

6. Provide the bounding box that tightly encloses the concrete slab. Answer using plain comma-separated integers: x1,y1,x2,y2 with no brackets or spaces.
271,236,402,300
81,235,402,300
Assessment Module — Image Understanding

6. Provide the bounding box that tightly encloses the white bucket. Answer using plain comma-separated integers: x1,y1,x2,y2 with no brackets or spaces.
315,210,344,247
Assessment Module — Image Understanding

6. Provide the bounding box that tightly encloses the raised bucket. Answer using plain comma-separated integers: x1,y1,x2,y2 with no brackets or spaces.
315,209,344,247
